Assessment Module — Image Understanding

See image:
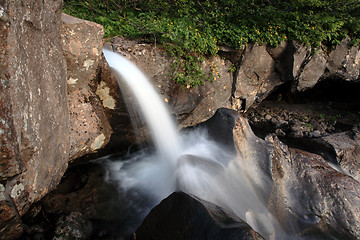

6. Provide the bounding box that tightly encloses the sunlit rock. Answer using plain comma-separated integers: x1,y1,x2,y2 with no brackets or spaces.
60,13,112,160
234,43,282,110
0,1,68,238
326,37,360,81
295,49,327,91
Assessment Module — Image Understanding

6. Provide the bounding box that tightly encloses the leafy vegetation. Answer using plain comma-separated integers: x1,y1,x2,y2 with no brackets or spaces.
63,0,360,86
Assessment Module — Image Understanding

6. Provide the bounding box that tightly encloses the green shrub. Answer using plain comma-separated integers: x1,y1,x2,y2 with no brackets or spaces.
63,0,360,86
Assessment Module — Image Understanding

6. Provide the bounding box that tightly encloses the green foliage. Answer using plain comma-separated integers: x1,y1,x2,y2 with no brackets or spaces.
304,123,314,131
63,0,360,86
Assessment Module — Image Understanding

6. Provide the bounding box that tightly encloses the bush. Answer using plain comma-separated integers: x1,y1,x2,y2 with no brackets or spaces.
63,0,360,86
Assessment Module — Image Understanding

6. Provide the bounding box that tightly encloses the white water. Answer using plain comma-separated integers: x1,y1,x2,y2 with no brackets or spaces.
102,48,288,239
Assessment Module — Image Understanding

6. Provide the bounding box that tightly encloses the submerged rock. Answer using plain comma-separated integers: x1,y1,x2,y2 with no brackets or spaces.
133,191,264,240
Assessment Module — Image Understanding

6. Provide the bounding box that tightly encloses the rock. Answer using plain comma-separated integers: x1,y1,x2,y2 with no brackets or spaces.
67,88,112,160
234,43,282,110
268,143,360,239
105,36,233,128
266,41,288,60
0,193,23,240
0,0,69,237
133,191,264,240
317,131,360,181
60,13,112,160
233,116,274,203
275,128,286,137
233,115,360,239
291,42,311,81
61,13,103,92
95,55,135,150
179,56,233,127
289,119,304,133
53,212,93,240
326,37,360,81
218,45,245,65
193,108,239,153
275,41,310,84
309,130,321,138
42,163,122,221
296,49,327,91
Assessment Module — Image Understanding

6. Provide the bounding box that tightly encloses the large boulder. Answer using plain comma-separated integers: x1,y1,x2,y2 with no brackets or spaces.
233,114,360,239
316,130,360,182
0,1,69,238
295,49,327,91
326,37,360,81
233,43,282,110
60,13,112,160
281,41,310,83
133,191,264,240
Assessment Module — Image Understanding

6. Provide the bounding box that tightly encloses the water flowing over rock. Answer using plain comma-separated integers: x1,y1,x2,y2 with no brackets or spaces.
234,115,360,239
1,5,359,238
0,1,68,238
105,37,233,128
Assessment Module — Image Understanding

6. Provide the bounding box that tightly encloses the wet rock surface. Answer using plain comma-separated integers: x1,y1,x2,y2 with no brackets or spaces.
234,112,360,239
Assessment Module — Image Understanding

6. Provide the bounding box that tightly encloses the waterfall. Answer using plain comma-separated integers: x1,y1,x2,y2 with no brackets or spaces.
102,48,290,240
103,48,181,167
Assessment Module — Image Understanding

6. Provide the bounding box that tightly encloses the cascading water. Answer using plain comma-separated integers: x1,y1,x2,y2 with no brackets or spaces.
102,48,290,239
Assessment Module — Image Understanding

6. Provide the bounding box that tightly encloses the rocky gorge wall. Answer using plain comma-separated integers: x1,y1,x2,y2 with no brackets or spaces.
0,1,360,239
105,35,360,125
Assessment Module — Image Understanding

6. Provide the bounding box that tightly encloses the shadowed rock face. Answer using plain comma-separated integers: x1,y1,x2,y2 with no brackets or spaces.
0,0,69,238
133,191,264,240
